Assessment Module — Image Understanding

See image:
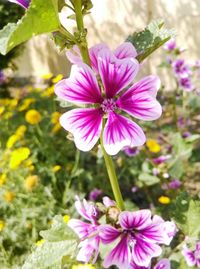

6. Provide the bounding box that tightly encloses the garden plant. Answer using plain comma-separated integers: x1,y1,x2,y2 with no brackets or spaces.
0,0,200,269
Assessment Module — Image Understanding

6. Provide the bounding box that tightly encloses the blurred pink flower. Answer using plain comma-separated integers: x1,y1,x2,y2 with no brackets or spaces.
182,242,200,268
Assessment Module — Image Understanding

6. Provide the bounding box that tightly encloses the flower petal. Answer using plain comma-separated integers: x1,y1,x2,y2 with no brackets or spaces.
119,210,152,230
103,235,131,269
182,246,196,267
117,76,162,121
60,108,102,152
129,261,150,269
98,48,139,98
100,224,121,244
77,236,100,264
75,197,98,222
132,238,162,267
114,42,137,59
89,43,109,73
66,45,82,64
154,259,171,269
103,112,146,155
68,219,92,239
55,63,102,104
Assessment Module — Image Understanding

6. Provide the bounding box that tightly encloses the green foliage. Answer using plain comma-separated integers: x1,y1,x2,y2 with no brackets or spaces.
168,133,197,178
170,192,200,237
127,19,175,62
0,0,60,55
22,216,77,269
0,1,24,69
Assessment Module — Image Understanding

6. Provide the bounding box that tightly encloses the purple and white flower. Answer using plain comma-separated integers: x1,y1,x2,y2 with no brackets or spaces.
89,188,103,201
168,179,182,190
129,258,170,269
100,210,176,268
55,45,162,155
153,155,171,165
178,76,193,91
66,42,138,73
164,39,177,52
182,242,200,268
124,147,140,157
68,197,101,263
8,0,30,8
172,59,191,78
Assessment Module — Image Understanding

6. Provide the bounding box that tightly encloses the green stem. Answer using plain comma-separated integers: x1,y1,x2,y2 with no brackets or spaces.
100,127,125,211
74,0,91,65
73,1,124,210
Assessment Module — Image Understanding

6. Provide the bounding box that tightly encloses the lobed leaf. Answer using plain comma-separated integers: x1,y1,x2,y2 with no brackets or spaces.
127,19,176,62
0,0,60,55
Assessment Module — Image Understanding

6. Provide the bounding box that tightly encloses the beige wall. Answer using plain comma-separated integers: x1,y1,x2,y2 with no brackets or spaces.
14,0,200,86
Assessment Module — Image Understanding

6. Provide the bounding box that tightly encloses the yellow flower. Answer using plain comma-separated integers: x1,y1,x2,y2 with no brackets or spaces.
41,86,55,97
4,191,15,203
35,239,45,247
8,99,18,109
24,175,39,191
9,147,30,169
0,106,5,115
72,264,95,269
158,196,171,204
146,139,161,153
0,173,7,186
52,74,63,84
42,73,53,80
0,220,5,231
18,98,35,111
6,134,20,149
3,111,13,120
52,123,61,134
25,109,41,125
52,165,61,172
63,215,70,224
15,125,27,137
51,112,61,124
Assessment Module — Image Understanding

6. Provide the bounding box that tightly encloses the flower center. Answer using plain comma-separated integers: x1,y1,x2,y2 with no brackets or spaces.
101,99,116,113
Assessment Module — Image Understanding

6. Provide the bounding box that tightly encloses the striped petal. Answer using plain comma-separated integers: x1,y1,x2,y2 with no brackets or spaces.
103,235,131,269
55,63,103,104
117,76,162,121
154,259,171,269
114,42,137,59
132,238,162,267
119,210,152,230
98,48,139,98
60,108,103,152
100,224,121,244
103,112,146,155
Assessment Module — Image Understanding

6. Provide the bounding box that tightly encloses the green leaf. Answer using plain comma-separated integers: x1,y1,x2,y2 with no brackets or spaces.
22,240,77,269
22,215,78,269
171,193,200,237
0,0,60,55
127,19,175,62
138,173,160,186
40,215,77,242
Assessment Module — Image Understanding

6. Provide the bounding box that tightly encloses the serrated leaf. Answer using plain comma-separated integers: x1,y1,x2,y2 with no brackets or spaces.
127,19,175,62
22,215,78,269
0,0,60,55
171,193,200,237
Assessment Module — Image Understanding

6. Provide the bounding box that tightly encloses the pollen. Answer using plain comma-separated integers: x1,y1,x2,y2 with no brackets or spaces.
101,99,116,113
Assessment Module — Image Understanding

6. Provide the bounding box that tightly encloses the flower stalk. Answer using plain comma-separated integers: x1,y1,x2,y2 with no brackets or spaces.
74,0,90,66
72,0,125,210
